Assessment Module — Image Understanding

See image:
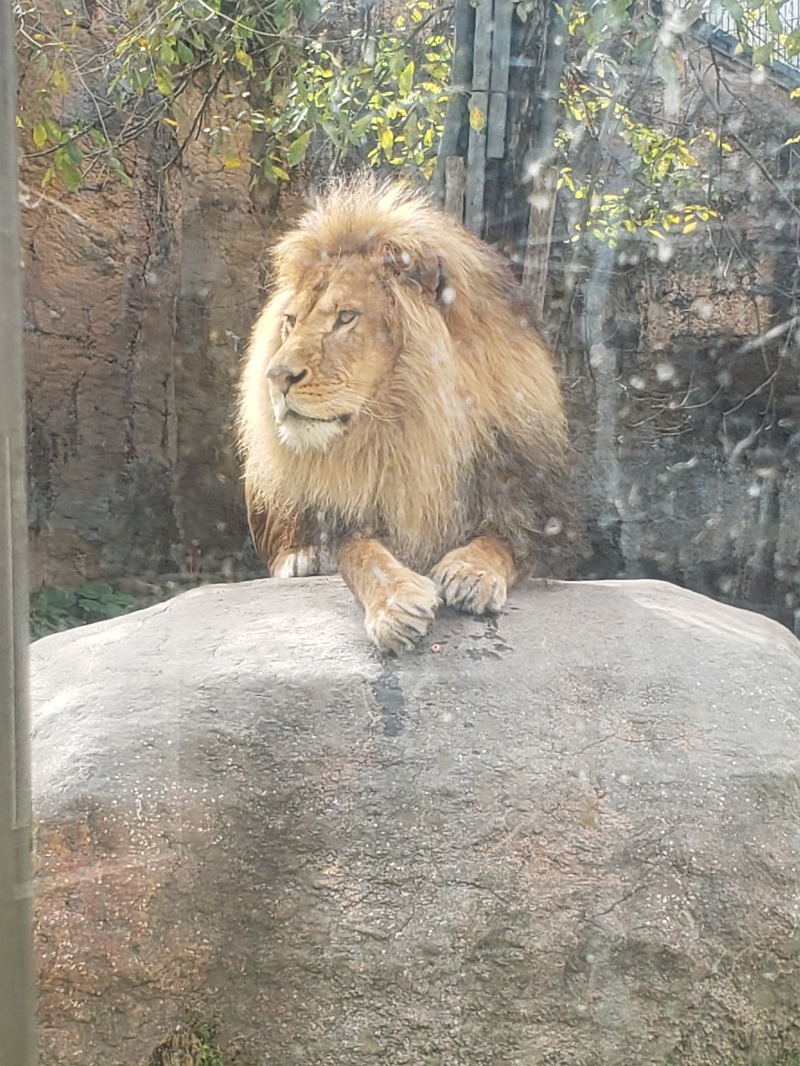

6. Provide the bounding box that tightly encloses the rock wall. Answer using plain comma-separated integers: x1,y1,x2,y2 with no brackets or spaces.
553,37,800,635
21,66,280,586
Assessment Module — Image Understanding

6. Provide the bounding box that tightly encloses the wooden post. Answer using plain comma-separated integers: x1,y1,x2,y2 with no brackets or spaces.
522,164,559,317
0,5,36,1065
464,0,492,235
521,0,572,312
431,0,474,205
487,0,513,160
444,156,467,221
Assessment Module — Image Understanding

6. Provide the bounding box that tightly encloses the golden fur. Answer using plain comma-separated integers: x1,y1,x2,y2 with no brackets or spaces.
238,177,581,652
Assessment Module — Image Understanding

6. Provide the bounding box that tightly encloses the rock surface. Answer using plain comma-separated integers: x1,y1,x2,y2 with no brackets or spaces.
31,577,800,1065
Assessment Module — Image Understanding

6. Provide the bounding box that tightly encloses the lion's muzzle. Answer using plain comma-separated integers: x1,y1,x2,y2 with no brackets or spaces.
266,363,308,395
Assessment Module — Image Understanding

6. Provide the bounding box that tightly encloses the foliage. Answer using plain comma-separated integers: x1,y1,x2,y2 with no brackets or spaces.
14,0,451,191
551,0,796,246
194,1020,223,1066
29,581,144,639
576,0,800,64
557,66,727,245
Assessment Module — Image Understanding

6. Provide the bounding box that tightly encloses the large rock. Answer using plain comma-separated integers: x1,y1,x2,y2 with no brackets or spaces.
31,577,800,1065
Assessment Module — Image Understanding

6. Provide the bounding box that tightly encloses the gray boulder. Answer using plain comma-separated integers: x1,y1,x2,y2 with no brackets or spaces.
31,577,800,1065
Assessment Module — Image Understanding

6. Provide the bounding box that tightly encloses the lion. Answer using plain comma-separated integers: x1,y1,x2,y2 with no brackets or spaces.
237,176,581,653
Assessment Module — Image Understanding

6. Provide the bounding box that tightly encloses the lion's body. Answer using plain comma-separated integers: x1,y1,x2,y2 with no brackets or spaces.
238,178,580,651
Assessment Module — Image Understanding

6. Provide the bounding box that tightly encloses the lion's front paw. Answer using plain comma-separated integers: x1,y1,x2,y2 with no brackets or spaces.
364,572,440,654
431,553,508,615
271,548,321,578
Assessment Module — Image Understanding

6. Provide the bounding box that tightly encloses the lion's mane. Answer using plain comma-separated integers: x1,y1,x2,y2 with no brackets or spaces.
238,177,580,577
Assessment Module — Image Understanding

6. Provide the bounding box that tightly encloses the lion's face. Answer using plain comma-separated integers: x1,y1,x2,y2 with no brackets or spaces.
266,258,396,453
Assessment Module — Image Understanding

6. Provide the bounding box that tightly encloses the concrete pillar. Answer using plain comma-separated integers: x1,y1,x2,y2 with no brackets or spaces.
0,6,36,1063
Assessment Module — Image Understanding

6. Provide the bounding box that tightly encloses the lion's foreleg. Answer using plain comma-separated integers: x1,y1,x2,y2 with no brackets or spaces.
338,538,440,654
245,480,322,579
430,536,517,615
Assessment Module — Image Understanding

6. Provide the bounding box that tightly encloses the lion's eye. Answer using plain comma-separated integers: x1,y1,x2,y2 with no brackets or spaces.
334,310,358,329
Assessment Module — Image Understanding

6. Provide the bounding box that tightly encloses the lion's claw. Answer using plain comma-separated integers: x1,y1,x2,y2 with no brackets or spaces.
431,557,507,615
271,548,321,578
365,573,440,654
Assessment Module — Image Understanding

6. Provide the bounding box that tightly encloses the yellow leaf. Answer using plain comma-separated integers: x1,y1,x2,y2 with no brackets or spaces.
235,47,254,74
468,103,486,133
682,221,698,234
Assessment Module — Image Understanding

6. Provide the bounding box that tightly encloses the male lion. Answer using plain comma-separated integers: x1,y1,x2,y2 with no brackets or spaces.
238,177,580,653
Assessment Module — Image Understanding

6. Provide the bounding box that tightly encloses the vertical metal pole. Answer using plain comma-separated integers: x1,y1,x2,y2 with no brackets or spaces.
0,3,36,1064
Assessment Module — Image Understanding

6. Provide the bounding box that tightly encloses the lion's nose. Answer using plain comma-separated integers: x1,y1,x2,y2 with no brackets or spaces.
266,364,308,395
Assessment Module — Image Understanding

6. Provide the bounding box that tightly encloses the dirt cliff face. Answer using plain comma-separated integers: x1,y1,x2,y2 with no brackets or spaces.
22,118,280,588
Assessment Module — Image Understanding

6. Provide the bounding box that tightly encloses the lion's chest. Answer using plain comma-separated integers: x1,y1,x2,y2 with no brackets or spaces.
286,448,467,571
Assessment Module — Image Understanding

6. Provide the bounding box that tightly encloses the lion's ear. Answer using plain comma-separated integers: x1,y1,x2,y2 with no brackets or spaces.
383,242,447,302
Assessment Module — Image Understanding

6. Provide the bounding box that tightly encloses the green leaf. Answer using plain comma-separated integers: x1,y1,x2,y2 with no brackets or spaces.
52,67,71,92
37,587,77,611
78,599,114,617
786,26,800,58
399,60,414,96
44,118,64,143
176,40,194,64
720,0,744,22
155,66,175,96
32,123,47,148
287,128,312,166
54,150,82,191
77,582,114,600
159,39,176,65
766,2,783,36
